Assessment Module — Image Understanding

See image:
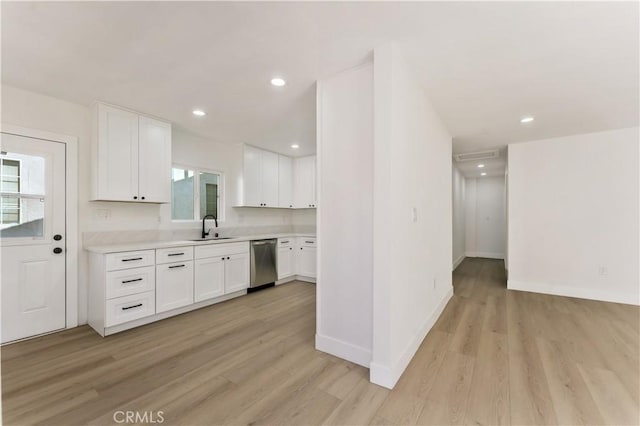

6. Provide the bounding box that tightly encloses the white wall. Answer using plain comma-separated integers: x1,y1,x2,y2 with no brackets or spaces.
1,84,296,325
508,127,640,305
452,163,466,269
370,45,453,389
316,63,374,367
316,47,453,390
465,176,505,259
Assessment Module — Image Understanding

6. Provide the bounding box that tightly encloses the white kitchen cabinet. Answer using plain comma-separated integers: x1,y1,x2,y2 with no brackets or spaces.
138,116,172,203
278,155,293,208
241,145,279,207
224,252,250,293
297,237,317,278
277,246,294,279
156,261,194,313
261,151,279,207
194,242,250,300
294,155,317,208
194,257,225,302
94,104,139,202
243,145,262,207
92,103,171,203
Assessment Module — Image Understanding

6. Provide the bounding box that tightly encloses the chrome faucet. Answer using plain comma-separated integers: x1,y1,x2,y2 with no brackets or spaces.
201,214,218,239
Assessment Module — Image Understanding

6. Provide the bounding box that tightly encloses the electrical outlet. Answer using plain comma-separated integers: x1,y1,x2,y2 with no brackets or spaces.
412,207,418,223
598,266,608,276
94,209,110,221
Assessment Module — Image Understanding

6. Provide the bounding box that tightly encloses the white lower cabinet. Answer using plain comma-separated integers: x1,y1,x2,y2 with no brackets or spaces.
88,238,310,337
195,243,250,300
298,246,317,277
297,237,317,278
225,253,250,293
194,257,225,302
277,238,295,279
156,261,194,313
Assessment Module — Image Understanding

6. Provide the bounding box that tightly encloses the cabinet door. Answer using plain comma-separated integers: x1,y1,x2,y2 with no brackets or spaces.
156,261,194,313
138,116,171,203
294,156,317,208
260,150,279,207
298,246,317,278
224,252,249,294
243,146,262,207
194,257,225,302
96,104,139,201
278,155,293,208
277,246,294,279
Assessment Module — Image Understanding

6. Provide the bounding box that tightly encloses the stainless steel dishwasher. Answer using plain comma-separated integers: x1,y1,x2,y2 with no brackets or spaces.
250,239,277,288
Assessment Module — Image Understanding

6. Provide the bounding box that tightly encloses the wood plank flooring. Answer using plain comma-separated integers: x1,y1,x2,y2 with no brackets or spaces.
2,258,639,425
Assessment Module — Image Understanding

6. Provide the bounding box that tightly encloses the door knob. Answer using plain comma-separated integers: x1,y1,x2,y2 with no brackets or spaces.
53,234,62,241
53,247,63,254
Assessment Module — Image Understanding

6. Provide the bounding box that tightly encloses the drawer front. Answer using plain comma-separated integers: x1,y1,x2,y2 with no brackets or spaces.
106,266,155,299
299,237,316,248
106,250,155,271
105,291,155,327
278,238,293,247
156,246,194,265
195,241,249,259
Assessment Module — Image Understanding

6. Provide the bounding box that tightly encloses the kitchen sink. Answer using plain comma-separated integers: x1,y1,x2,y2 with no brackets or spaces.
189,237,233,241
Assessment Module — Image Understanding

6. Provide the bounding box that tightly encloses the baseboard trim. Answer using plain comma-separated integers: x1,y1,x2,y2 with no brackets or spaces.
452,255,465,271
370,286,454,389
507,279,640,306
466,251,504,260
276,275,316,285
315,333,371,368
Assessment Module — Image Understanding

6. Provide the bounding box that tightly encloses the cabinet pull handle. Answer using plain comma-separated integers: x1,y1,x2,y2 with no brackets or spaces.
122,278,143,284
169,264,186,269
122,303,143,311
305,241,314,244
122,257,143,262
281,240,289,243
167,253,184,256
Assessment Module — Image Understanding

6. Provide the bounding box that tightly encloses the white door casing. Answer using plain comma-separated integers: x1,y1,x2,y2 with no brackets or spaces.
0,133,67,344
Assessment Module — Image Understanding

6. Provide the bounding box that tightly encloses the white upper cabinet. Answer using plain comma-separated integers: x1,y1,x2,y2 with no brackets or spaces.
294,155,317,208
239,146,316,209
261,150,279,207
242,145,262,207
138,116,172,203
92,103,171,203
241,145,279,207
278,155,293,208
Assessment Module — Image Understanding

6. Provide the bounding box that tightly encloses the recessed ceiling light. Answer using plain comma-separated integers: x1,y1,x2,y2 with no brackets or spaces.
192,109,206,117
291,144,299,149
477,164,485,168
520,116,534,123
271,77,286,87
481,172,487,176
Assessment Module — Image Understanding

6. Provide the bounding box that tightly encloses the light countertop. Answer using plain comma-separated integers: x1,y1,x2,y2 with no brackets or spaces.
85,233,316,254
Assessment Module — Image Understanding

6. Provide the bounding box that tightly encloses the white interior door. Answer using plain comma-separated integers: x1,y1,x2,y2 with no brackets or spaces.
0,133,66,344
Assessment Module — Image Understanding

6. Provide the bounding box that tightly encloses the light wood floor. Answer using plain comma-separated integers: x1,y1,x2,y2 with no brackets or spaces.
2,258,639,425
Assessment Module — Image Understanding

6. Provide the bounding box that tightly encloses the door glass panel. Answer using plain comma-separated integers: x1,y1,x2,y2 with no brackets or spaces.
0,153,45,238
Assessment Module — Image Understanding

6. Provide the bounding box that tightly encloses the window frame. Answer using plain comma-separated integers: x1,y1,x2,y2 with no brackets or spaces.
171,163,225,223
0,158,22,226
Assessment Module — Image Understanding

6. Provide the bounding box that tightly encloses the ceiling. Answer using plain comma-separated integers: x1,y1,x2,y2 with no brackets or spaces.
2,2,638,163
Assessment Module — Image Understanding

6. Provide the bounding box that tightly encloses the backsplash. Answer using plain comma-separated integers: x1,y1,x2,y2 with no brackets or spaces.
83,224,316,247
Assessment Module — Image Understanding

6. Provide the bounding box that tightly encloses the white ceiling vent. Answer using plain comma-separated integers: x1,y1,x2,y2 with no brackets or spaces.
453,149,500,162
